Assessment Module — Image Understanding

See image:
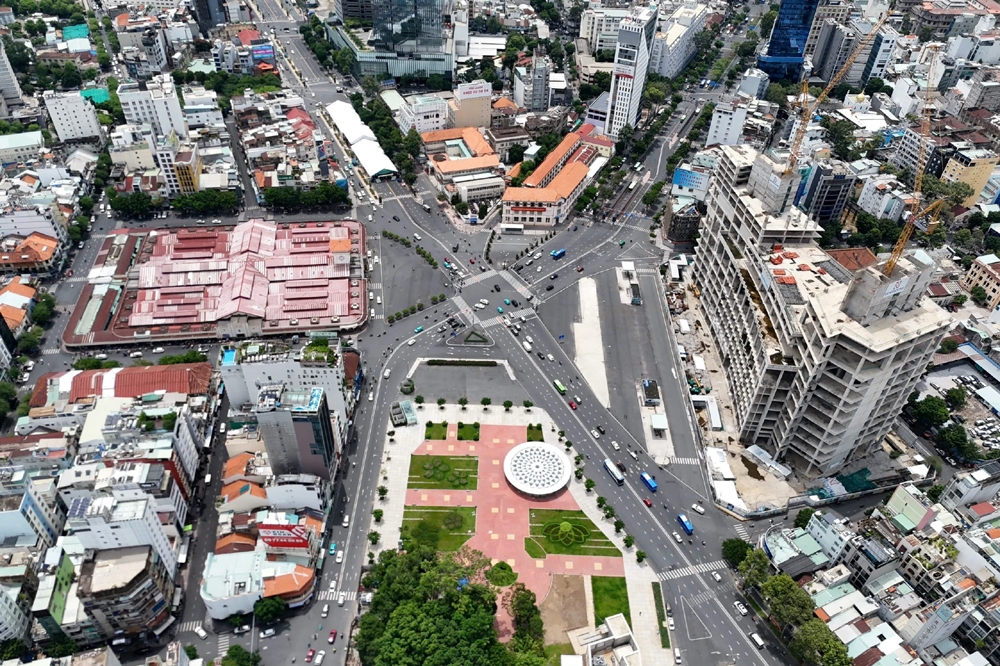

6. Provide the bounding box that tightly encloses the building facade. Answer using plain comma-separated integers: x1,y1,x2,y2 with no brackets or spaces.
798,160,857,225
118,76,188,139
941,148,999,205
255,385,339,480
705,101,748,146
44,92,102,142
756,0,821,81
606,6,657,141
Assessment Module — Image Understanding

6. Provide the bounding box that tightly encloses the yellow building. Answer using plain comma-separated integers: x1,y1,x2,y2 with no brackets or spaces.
941,148,998,206
174,150,201,195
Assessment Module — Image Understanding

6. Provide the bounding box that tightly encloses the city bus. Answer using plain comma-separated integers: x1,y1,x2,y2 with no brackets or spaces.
553,379,567,395
604,459,625,485
640,472,658,492
677,513,694,535
629,181,637,190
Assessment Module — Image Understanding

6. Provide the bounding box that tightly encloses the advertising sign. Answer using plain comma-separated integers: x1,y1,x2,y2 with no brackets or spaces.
259,523,310,548
252,44,275,61
884,276,909,297
613,64,635,78
457,81,492,100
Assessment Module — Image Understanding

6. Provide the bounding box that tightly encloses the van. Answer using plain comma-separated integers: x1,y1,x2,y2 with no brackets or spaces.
674,648,682,664
413,233,422,241
129,351,143,358
421,203,431,213
321,604,329,618
313,651,325,666
522,341,532,352
383,368,391,379
204,474,212,485
749,633,765,649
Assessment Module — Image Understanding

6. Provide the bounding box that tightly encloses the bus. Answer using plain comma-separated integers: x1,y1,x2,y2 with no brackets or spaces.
629,181,637,190
553,379,567,395
551,248,566,259
677,513,694,535
633,162,643,171
640,472,657,492
604,459,625,485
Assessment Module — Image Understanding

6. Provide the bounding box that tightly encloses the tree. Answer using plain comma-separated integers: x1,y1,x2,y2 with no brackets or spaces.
31,293,56,326
738,548,771,588
17,327,42,355
368,530,381,545
0,639,24,661
624,535,635,548
762,573,816,628
509,143,526,163
614,519,624,533
939,338,959,354
927,484,945,503
220,645,260,666
636,550,647,563
437,398,446,409
481,397,492,408
503,400,513,411
523,400,533,410
253,597,287,624
954,294,968,306
972,285,989,305
596,496,607,509
61,63,82,89
46,637,78,658
403,128,421,157
78,196,94,213
918,26,934,43
722,538,753,568
159,350,207,365
794,508,815,529
945,386,967,409
585,479,595,492
790,618,851,666
377,485,388,500
184,646,199,660
373,509,383,522
361,75,381,98
759,10,778,37
937,423,975,460
912,395,950,430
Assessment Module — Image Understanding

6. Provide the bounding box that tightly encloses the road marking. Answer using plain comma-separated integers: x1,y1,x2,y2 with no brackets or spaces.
657,559,728,581
41,348,60,355
317,589,357,601
459,269,499,286
669,457,700,465
217,633,231,660
734,524,752,543
178,620,203,633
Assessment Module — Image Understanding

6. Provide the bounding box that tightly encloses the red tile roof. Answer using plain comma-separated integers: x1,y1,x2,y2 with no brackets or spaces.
972,502,995,517
31,363,213,407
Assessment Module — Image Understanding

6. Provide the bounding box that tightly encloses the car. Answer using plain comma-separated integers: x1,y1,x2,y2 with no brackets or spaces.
329,543,337,555
328,630,338,644
407,339,416,346
591,429,601,439
77,241,85,249
568,401,577,410
946,457,958,466
260,628,276,639
667,617,675,631
672,531,683,543
497,307,504,314
712,571,722,582
342,515,350,527
314,651,325,665
212,219,221,225
546,353,554,362
537,351,545,359
504,298,511,305
152,347,165,354
533,252,542,259
734,602,749,616
537,266,542,273
470,258,475,264
329,579,336,591
479,298,489,305
392,216,400,222
526,259,533,266
643,498,652,507
305,650,316,663
368,391,374,401
338,592,346,606
546,285,554,291
494,284,501,292
612,441,620,451
692,503,706,514
597,425,606,435
514,265,523,271
414,326,424,333
628,449,638,460
194,626,208,640
576,266,584,272
511,299,519,307
197,219,205,225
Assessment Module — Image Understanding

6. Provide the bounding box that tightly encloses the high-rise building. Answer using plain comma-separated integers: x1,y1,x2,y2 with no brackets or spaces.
44,92,102,142
649,3,708,79
255,385,339,480
334,0,374,24
372,0,447,55
513,56,551,113
31,545,76,642
798,160,857,225
756,0,821,82
941,148,999,205
804,0,852,57
0,39,23,107
705,100,748,146
812,19,898,86
692,145,951,477
607,5,657,141
579,6,630,54
118,76,188,139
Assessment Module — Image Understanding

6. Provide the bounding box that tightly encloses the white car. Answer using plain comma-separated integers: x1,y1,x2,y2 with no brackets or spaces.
321,603,329,618
342,515,350,528
611,441,620,451
407,339,416,346
712,571,722,582
591,429,601,439
672,532,683,543
338,592,346,607
525,336,534,344
260,628,276,639
479,299,489,305
546,354,554,362
335,550,344,564
692,503,706,514
194,626,208,640
668,617,675,631
533,252,542,259
368,391,374,401
734,601,748,616
537,266,542,273
152,347,165,354
628,450,638,460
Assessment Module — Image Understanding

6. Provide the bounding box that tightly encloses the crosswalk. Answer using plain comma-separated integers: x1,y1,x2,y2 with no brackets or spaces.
371,313,384,320
685,583,736,608
41,348,60,355
656,559,728,581
217,633,230,658
734,524,752,543
369,282,382,290
460,269,499,286
479,308,534,329
499,270,534,299
669,457,700,465
178,620,202,633
317,589,357,601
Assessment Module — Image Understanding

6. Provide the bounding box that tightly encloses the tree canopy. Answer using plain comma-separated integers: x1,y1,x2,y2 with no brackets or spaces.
790,618,852,666
738,548,771,588
722,538,753,568
762,573,816,628
911,395,950,430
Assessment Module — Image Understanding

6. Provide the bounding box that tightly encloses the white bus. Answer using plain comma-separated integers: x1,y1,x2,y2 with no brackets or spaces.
633,162,643,171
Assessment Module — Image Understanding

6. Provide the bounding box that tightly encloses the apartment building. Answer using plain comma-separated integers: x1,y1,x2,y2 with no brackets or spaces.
44,92,102,142
798,160,857,225
804,0,852,57
649,2,708,79
579,6,630,54
606,5,657,141
399,95,449,135
857,177,916,223
961,253,1000,310
118,76,188,140
255,385,339,480
941,148,999,205
705,100,748,146
692,145,952,476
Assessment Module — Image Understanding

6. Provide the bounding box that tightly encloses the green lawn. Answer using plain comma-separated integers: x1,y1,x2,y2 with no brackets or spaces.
526,425,544,442
592,576,631,627
651,582,670,648
457,423,480,441
401,506,477,551
544,644,575,666
524,537,547,559
407,455,478,490
424,421,448,440
528,509,620,558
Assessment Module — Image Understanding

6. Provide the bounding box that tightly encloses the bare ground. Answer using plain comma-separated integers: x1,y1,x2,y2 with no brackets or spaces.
539,574,588,645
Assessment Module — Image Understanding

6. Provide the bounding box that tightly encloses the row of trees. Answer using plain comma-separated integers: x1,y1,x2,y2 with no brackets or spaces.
262,181,351,210
171,190,239,216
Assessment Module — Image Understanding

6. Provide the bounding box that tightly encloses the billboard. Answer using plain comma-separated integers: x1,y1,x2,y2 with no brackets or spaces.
252,44,275,61
259,523,310,548
671,167,710,192
457,81,492,100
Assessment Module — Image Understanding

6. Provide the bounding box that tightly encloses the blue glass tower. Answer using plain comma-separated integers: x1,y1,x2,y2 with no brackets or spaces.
756,0,821,82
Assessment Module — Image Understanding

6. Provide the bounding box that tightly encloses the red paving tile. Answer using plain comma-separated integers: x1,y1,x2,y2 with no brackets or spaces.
406,423,625,640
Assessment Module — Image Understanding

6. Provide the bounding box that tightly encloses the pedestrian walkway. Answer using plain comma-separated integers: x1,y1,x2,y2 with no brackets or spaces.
656,559,728,581
317,589,357,601
668,456,700,465
498,270,533,298
478,308,534,328
459,269,498,286
369,282,382,290
177,621,202,633
41,348,60,355
243,205,266,214
733,523,752,542
216,633,231,659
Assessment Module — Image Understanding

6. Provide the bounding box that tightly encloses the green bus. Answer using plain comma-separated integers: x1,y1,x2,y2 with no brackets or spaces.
553,380,567,395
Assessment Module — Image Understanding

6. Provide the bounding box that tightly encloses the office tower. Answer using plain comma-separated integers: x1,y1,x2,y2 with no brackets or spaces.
0,39,23,106
756,0,821,82
941,148,999,206
372,0,447,54
607,5,657,141
804,0,851,57
44,92,102,142
692,145,951,477
118,76,188,139
255,385,339,480
798,160,857,225
705,100,748,146
334,0,374,24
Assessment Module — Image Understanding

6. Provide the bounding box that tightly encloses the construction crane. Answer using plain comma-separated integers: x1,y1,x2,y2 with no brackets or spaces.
785,12,890,174
882,45,943,277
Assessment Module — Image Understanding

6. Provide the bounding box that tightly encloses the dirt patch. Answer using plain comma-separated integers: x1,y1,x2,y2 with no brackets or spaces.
539,574,588,645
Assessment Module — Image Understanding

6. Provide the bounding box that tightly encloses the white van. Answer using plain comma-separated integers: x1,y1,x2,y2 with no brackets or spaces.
674,648,682,664
129,351,143,358
522,341,532,352
383,368,391,379
204,474,212,485
321,604,329,618
413,233,422,241
749,633,765,649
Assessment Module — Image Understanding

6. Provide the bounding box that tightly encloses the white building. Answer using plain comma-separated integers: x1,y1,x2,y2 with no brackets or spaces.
650,2,708,79
579,6,630,54
705,100,748,146
607,5,658,141
0,39,23,107
118,75,188,139
44,92,102,142
513,55,551,113
398,94,449,135
0,581,28,641
66,489,178,578
857,177,915,223
0,131,42,163
181,85,224,129
692,145,952,477
738,68,770,99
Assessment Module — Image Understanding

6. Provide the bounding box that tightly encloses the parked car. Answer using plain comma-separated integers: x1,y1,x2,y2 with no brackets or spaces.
328,630,337,644
260,629,276,639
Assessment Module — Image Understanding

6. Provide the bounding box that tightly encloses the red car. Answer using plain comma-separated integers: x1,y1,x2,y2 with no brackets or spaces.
470,258,475,264
328,630,338,644
305,650,316,663
568,401,577,410
576,266,584,272
643,498,652,507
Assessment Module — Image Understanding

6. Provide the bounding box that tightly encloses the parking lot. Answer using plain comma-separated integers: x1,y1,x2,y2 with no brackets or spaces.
921,363,1000,452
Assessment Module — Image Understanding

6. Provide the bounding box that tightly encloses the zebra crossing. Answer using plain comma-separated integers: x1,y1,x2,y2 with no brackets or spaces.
478,308,534,328
41,348,61,355
459,269,499,286
498,270,534,298
734,523,752,543
317,589,357,601
685,583,736,608
656,559,728,581
177,620,203,633
669,456,700,465
368,282,382,290
216,633,231,658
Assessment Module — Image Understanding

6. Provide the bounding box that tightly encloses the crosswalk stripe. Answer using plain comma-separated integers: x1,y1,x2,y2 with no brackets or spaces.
217,633,230,659
316,590,357,601
734,524,752,543
669,457,700,465
178,620,202,633
656,559,727,581
41,348,60,355
460,269,498,286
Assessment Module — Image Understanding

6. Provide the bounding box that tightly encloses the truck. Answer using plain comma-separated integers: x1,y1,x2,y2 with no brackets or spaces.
550,248,566,260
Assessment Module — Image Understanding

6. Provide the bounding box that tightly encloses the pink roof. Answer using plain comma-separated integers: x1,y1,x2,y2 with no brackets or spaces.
237,29,261,46
972,502,996,517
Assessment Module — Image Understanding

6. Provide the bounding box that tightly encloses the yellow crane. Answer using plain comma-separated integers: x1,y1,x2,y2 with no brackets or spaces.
882,45,942,278
785,12,890,174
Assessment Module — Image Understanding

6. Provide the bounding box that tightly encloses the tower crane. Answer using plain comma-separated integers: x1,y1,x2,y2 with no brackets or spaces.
882,44,942,277
784,12,890,175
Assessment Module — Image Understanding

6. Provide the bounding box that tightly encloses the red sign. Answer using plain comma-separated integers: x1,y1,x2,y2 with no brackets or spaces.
259,524,310,549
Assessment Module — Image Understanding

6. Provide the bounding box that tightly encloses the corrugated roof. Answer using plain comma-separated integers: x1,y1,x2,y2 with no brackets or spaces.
221,481,267,501
523,134,581,188
224,453,255,481
215,533,256,553
65,363,213,403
